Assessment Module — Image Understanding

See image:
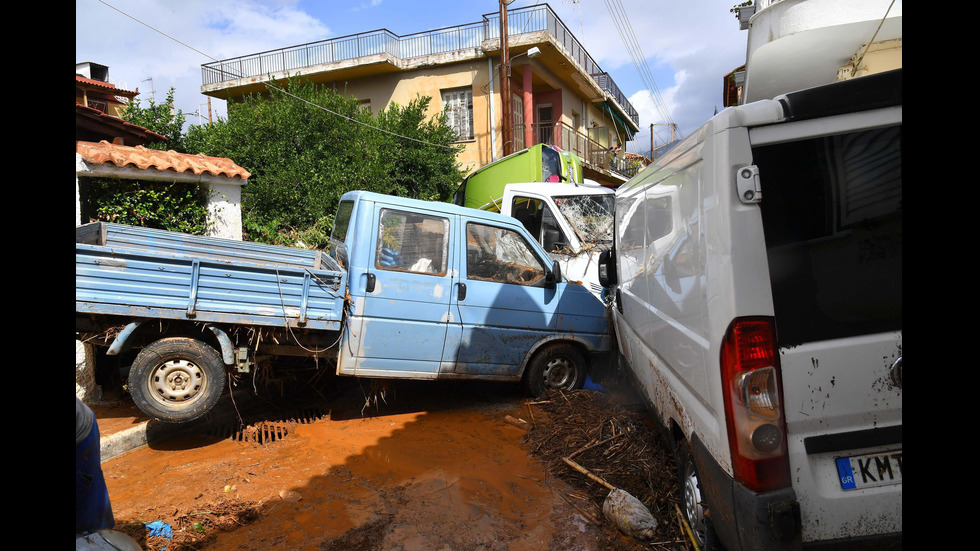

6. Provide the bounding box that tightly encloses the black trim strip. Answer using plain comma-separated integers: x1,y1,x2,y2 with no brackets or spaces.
779,68,902,122
803,425,902,455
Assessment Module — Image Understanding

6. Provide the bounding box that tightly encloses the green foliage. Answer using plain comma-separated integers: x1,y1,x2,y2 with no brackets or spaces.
122,87,188,152
242,214,335,249
83,178,212,235
730,1,753,19
185,77,465,245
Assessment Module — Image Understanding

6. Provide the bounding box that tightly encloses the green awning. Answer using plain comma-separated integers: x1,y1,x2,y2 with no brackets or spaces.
602,101,637,140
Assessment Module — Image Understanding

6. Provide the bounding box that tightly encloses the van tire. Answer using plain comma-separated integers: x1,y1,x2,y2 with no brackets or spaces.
522,343,587,396
677,443,725,551
129,337,225,423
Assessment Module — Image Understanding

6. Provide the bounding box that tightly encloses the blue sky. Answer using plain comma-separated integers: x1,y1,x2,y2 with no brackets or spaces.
76,0,747,153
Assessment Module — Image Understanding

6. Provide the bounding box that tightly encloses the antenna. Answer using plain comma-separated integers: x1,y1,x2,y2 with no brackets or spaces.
563,0,585,41
192,102,215,125
140,77,156,101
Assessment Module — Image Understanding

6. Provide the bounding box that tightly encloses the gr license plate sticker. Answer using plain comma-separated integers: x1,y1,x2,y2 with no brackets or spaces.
836,450,902,490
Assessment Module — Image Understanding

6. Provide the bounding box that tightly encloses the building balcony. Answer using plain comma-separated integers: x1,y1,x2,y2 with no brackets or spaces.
514,121,642,182
201,4,639,131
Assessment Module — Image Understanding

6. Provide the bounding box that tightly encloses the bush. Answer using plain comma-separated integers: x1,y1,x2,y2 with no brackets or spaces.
82,178,212,235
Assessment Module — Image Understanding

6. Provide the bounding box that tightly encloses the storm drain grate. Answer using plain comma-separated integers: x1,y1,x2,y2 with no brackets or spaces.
205,406,329,445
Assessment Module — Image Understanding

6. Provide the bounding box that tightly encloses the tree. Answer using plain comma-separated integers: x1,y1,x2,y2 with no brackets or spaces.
185,78,465,246
82,88,204,234
122,87,187,152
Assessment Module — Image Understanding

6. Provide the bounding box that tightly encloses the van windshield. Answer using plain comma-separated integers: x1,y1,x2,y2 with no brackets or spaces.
554,194,615,246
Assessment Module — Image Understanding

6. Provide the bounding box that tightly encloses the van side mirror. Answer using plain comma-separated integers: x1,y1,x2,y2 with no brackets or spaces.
543,228,564,253
598,248,617,287
545,260,561,287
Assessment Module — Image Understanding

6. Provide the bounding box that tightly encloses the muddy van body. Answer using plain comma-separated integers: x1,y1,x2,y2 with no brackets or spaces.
599,69,902,549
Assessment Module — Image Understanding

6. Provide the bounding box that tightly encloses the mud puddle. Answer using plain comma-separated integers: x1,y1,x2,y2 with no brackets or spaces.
101,379,659,550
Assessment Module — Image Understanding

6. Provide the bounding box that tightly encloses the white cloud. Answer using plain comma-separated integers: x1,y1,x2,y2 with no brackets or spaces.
553,0,746,138
76,0,745,140
76,0,330,125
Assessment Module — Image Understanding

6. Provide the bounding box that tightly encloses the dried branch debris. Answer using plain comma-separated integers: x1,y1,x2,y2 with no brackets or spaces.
522,389,689,549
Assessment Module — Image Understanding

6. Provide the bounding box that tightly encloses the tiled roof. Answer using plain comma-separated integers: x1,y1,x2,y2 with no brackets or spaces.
75,102,168,143
77,140,251,180
75,75,138,97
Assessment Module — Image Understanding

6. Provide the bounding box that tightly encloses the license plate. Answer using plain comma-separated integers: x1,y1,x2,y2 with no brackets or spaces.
836,450,902,490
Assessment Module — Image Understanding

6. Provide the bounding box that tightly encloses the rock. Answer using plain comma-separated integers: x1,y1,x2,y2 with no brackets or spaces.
602,488,657,540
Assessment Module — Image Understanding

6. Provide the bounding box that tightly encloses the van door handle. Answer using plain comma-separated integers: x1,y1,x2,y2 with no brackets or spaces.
458,282,467,301
366,273,376,293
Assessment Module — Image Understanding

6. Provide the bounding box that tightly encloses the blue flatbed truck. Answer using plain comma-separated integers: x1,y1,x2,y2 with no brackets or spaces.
76,191,611,423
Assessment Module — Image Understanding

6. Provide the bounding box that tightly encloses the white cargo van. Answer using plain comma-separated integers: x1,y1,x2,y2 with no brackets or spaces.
598,69,902,549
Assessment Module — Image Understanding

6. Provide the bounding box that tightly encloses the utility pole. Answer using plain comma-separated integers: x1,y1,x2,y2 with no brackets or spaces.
500,0,513,156
650,122,677,161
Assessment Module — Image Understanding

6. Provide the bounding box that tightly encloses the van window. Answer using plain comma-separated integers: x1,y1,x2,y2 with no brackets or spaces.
542,146,562,182
755,125,902,345
329,200,355,267
375,209,449,276
510,196,569,253
465,222,547,286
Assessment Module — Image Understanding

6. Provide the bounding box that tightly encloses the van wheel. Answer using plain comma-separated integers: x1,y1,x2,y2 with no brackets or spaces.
677,443,725,551
129,338,225,423
522,343,586,396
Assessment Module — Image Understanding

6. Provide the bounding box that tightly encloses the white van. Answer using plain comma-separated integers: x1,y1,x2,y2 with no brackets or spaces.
599,69,902,550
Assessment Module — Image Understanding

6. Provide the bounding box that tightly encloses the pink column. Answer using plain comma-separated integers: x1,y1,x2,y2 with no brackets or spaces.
523,64,534,148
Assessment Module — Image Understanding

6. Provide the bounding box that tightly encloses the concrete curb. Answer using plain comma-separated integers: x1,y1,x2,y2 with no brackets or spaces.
100,421,187,463
98,391,257,463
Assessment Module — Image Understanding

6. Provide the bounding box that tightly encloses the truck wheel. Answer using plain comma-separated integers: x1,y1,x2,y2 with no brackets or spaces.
522,343,587,396
677,443,725,551
129,338,225,423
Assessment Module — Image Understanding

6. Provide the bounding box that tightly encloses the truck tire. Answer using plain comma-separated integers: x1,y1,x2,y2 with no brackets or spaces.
677,443,725,551
522,343,587,396
129,338,225,423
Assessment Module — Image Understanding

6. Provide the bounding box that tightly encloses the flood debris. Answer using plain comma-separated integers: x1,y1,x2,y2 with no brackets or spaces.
603,487,658,540
504,414,530,430
115,499,261,551
563,457,658,540
523,388,688,549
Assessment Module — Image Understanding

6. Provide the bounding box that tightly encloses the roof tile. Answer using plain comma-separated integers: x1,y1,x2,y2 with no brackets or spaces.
76,141,251,180
75,75,138,97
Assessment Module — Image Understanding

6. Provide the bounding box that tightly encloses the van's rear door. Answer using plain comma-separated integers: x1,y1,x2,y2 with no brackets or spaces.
752,111,902,543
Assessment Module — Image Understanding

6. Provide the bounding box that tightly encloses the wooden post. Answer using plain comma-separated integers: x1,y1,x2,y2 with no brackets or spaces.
500,0,512,156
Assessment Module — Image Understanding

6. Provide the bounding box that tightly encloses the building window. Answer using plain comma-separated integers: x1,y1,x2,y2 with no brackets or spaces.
442,87,473,141
88,100,108,114
512,93,525,150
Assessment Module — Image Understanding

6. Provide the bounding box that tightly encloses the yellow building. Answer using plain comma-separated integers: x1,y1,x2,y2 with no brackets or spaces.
200,4,641,187
76,62,138,120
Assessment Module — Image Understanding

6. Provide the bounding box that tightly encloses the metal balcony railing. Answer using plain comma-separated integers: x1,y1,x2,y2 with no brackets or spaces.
514,121,642,180
202,4,639,127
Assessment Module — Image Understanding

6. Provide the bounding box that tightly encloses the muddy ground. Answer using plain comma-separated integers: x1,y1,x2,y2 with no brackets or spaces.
93,374,693,551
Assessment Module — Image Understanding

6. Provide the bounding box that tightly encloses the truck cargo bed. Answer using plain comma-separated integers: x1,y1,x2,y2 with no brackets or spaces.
75,222,347,331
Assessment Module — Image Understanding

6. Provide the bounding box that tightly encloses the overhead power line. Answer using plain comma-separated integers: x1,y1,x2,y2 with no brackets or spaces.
97,0,465,152
602,0,678,137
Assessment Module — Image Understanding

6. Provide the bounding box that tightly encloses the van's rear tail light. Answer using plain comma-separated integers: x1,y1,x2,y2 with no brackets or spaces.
721,318,791,492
